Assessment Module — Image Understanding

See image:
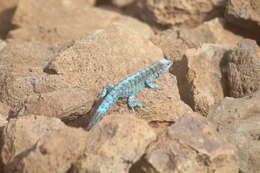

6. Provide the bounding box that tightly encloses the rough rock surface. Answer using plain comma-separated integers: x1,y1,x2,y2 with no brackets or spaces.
72,113,156,173
131,113,239,173
176,44,229,115
225,39,260,97
225,0,260,38
152,18,242,61
1,115,67,166
8,0,153,44
208,91,260,173
0,40,6,51
5,126,88,173
137,0,225,27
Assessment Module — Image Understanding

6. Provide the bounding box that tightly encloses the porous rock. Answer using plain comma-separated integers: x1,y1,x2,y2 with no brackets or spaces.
225,39,260,97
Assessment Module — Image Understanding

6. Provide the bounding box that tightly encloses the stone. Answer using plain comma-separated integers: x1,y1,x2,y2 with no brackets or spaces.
176,44,229,115
1,115,66,166
224,39,260,97
8,0,153,44
225,0,260,40
152,18,242,61
137,0,225,27
131,113,239,173
5,126,88,173
72,113,156,173
208,91,260,173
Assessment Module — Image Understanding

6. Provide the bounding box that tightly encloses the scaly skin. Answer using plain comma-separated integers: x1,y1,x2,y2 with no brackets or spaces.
85,59,173,131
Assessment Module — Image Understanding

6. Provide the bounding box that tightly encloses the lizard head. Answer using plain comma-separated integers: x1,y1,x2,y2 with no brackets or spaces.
158,58,173,74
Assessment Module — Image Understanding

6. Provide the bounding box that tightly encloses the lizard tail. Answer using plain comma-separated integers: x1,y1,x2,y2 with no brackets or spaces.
85,94,116,131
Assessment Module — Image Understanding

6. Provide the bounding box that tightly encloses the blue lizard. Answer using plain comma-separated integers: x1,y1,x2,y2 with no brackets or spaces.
85,58,173,131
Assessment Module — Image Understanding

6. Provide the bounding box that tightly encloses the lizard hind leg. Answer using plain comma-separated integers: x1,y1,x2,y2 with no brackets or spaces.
99,84,114,98
145,80,159,89
127,95,144,112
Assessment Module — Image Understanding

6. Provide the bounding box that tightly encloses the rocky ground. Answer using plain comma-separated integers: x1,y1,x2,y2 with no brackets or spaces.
0,0,259,173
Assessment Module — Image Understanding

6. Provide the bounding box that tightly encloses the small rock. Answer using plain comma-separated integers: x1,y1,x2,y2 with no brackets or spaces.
225,0,260,40
110,0,136,8
177,44,229,115
1,115,66,165
225,39,260,97
208,91,260,173
72,113,156,173
132,113,239,173
137,0,225,27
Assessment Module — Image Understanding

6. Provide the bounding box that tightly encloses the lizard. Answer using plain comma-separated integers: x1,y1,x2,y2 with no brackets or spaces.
85,58,173,131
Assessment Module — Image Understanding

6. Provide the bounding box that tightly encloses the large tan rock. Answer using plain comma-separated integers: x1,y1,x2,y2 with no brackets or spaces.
225,39,260,97
1,115,67,166
176,44,229,115
45,24,168,121
5,126,88,173
225,0,260,40
208,91,260,173
152,18,242,61
133,113,239,173
137,0,225,27
72,113,156,173
8,0,153,44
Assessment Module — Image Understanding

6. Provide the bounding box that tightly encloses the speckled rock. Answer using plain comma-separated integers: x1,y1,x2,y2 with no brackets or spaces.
224,39,260,97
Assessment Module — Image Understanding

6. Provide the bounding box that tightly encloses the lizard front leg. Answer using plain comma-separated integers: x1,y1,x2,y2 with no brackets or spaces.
99,84,114,98
127,95,144,112
145,80,159,89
